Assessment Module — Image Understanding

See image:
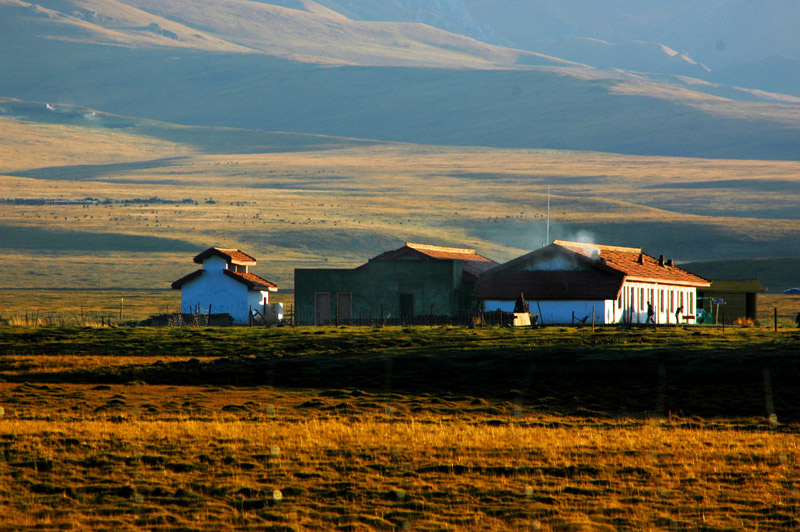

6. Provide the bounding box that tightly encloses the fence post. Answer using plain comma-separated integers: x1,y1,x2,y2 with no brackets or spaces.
592,305,595,333
774,307,778,332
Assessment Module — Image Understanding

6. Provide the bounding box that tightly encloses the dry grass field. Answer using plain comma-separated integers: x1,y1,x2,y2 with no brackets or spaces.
2,114,799,292
0,325,799,531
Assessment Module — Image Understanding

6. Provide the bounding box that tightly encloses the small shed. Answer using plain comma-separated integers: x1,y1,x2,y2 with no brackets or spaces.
172,247,278,324
696,279,765,325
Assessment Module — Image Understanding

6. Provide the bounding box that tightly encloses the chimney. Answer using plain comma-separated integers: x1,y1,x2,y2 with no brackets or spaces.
659,255,665,267
666,259,674,267
637,253,644,264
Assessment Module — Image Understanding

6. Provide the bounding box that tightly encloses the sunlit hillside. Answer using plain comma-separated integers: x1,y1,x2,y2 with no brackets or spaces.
1,108,798,291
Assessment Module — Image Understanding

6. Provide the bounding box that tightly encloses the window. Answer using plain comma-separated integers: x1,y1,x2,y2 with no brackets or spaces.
660,290,665,312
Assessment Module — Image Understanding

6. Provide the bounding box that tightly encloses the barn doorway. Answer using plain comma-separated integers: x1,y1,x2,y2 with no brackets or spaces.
399,293,414,323
337,293,352,323
315,292,331,325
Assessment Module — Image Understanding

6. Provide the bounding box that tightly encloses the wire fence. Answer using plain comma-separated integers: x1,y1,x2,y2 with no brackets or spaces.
2,306,798,329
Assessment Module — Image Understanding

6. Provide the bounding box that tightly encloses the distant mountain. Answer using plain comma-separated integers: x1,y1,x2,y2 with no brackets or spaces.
318,0,799,95
1,0,798,160
544,37,710,78
710,56,800,99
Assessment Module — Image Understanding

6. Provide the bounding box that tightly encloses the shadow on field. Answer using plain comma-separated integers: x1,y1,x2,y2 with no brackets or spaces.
7,329,800,421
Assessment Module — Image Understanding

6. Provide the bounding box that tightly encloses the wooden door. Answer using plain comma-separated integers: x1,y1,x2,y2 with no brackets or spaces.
315,292,331,325
337,293,352,323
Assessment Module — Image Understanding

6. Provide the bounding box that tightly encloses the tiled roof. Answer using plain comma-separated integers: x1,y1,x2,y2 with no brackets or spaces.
223,270,278,291
193,247,257,266
365,242,498,282
406,242,494,262
555,241,710,287
477,241,710,301
368,242,494,263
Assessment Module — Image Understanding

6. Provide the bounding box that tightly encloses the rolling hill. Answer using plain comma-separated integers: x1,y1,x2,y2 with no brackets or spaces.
1,0,798,160
0,0,798,293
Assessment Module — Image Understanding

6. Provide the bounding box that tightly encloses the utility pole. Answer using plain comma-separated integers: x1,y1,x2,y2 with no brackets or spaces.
545,185,550,246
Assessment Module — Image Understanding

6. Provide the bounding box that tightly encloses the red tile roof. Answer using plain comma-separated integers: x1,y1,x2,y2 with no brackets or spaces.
477,241,709,302
193,247,257,266
406,242,494,262
364,242,498,282
555,241,710,287
223,270,278,291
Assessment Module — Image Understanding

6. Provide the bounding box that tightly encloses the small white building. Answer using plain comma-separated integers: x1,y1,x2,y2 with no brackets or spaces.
172,247,278,324
476,240,710,325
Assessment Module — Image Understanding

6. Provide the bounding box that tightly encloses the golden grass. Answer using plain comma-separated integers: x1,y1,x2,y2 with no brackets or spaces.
0,382,797,531
1,117,798,291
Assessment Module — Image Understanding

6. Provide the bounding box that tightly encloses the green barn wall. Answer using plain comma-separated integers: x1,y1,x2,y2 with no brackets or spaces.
295,256,472,325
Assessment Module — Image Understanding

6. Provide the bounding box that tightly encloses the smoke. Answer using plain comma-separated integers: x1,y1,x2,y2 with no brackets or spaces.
570,230,597,245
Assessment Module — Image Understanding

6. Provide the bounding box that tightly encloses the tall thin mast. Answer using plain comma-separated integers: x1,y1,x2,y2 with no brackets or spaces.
545,186,550,246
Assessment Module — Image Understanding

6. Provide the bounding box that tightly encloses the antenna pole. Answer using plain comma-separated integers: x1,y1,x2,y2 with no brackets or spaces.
546,186,550,246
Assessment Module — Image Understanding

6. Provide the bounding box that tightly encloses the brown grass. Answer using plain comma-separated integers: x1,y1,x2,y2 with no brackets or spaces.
0,382,798,531
2,122,799,291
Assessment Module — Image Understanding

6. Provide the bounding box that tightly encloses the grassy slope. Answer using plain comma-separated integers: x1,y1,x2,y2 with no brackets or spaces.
1,112,798,290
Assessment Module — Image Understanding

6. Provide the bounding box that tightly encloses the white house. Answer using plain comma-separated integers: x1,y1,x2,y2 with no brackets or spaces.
476,240,710,325
171,247,278,324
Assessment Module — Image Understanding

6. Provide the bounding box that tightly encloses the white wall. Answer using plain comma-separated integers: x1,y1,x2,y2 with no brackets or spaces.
484,299,609,325
612,281,698,325
180,269,251,324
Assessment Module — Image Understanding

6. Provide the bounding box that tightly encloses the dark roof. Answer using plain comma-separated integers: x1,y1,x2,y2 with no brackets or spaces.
171,269,278,291
171,269,204,289
193,247,257,266
476,270,625,301
223,270,278,291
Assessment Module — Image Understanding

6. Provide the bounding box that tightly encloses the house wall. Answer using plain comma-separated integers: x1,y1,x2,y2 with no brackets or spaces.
485,282,700,325
295,258,465,325
484,299,609,325
696,291,753,324
613,281,698,325
180,269,251,324
202,255,229,272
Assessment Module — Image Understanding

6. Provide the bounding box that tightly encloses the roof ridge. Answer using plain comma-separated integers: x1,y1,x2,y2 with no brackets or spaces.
554,240,642,254
406,242,477,255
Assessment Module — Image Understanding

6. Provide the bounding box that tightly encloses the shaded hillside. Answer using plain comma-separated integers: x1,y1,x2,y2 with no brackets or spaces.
683,258,800,293
1,39,798,159
5,0,556,69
